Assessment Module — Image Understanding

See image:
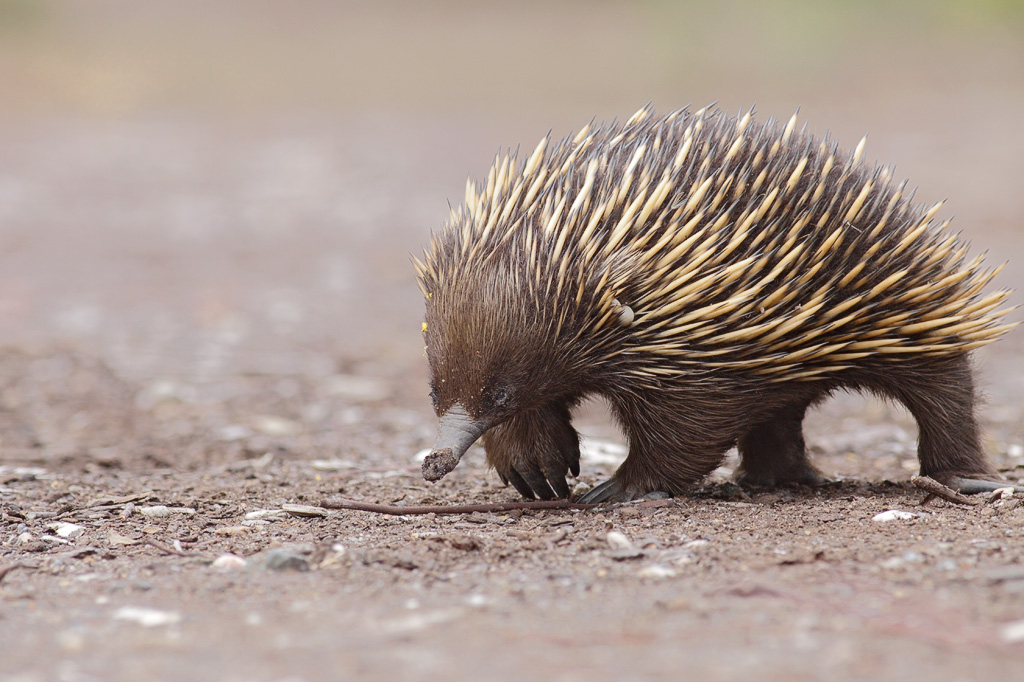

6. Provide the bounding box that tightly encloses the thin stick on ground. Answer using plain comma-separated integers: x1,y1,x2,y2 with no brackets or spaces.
318,497,598,516
911,475,983,507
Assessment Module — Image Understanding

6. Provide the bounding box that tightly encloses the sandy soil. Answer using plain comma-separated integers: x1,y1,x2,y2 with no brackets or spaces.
2,3,1024,681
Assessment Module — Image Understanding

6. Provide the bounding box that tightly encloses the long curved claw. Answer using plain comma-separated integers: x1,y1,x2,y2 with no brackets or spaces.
544,465,571,499
518,466,557,500
577,477,653,503
505,468,536,499
948,476,1024,495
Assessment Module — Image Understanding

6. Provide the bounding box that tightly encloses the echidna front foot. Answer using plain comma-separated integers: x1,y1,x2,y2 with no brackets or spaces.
483,402,580,500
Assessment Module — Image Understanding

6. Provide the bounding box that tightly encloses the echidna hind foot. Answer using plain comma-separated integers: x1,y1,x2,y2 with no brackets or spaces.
735,401,826,487
947,477,1024,495
578,477,670,504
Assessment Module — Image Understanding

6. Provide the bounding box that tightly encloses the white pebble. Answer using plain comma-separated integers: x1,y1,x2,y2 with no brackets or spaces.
1007,444,1024,458
113,606,181,627
252,415,301,436
310,459,357,471
606,531,635,551
1000,618,1024,643
16,531,34,544
48,522,84,539
211,553,248,571
872,510,918,522
637,564,677,579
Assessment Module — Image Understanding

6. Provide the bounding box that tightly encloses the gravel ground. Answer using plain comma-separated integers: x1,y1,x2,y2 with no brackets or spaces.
2,3,1024,681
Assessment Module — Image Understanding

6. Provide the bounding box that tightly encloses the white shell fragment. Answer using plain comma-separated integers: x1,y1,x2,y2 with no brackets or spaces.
872,510,918,522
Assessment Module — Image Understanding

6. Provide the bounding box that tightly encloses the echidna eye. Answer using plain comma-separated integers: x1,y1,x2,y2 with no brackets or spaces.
491,387,510,407
428,387,438,405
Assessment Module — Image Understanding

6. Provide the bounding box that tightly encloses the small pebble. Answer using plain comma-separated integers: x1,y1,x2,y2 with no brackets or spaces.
252,416,300,437
212,553,248,571
254,548,309,572
872,510,918,522
1000,618,1024,643
606,531,634,550
637,564,677,579
113,606,181,628
48,522,84,539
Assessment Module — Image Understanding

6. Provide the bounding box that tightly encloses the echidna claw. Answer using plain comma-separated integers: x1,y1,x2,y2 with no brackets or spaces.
577,478,657,504
947,476,1024,495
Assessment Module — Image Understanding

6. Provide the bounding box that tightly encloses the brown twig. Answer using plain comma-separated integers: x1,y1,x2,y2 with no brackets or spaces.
318,497,597,516
911,476,983,507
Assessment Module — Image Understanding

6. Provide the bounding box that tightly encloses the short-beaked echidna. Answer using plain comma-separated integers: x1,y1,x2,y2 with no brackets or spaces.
414,105,1018,503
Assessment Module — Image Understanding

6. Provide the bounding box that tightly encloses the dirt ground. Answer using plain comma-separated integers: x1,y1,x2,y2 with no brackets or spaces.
3,3,1024,681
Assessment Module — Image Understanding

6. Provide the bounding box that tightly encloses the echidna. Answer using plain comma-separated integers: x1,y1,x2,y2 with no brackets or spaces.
413,105,1018,503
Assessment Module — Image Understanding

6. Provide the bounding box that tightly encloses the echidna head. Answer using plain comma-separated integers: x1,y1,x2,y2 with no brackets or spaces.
419,265,572,480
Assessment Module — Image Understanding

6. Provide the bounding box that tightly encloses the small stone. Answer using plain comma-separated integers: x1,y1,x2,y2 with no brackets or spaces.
310,459,357,471
872,510,918,522
637,564,677,579
48,522,84,539
281,504,328,518
16,531,34,544
212,553,248,570
107,530,139,546
606,531,634,550
1000,618,1024,643
113,606,181,627
255,548,309,572
219,424,253,441
448,535,481,551
252,416,301,437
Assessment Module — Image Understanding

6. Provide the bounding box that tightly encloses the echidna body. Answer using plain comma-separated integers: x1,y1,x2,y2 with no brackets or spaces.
415,106,1017,502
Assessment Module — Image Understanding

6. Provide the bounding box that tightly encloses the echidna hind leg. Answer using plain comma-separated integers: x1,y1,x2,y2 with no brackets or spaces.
736,400,824,487
886,354,1004,489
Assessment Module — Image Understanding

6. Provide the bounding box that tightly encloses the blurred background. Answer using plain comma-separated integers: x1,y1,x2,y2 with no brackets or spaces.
0,0,1022,450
